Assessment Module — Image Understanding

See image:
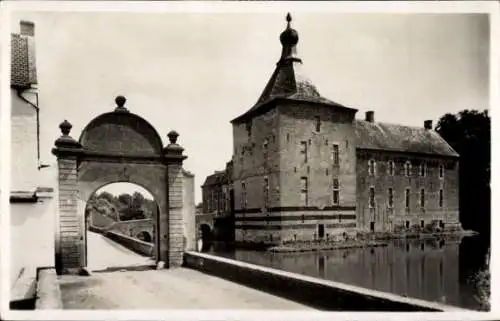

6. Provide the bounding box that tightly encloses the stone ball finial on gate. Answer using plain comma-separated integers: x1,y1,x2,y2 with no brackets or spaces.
114,95,129,112
167,130,179,145
59,119,72,136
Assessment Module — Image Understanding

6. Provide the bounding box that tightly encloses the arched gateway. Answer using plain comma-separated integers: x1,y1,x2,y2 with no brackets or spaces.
52,96,187,275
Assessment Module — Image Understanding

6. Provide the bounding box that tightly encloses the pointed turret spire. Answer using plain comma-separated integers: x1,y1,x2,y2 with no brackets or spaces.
231,13,356,125
279,13,301,64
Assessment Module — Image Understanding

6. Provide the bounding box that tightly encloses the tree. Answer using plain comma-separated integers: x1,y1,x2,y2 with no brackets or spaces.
435,109,490,238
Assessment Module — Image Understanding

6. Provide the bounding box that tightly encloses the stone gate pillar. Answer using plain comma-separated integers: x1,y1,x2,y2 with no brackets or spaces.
52,120,83,275
163,131,187,267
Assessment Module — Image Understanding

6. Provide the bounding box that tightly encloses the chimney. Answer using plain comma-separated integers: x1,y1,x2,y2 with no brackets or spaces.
424,120,433,130
19,21,37,86
365,111,374,123
20,20,35,36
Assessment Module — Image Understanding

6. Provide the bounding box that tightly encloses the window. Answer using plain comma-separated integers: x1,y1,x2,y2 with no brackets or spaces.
318,224,325,238
388,160,395,176
439,164,445,179
405,188,411,209
333,144,339,166
333,178,340,205
404,161,412,177
420,189,425,208
419,162,427,177
369,187,375,208
300,177,308,206
368,159,376,176
370,222,375,232
263,138,269,150
246,121,252,138
315,116,321,132
300,141,308,163
241,181,247,209
439,189,444,208
263,177,269,208
388,188,394,208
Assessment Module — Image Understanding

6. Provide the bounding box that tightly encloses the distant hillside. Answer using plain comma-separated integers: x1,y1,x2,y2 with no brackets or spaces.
87,191,157,222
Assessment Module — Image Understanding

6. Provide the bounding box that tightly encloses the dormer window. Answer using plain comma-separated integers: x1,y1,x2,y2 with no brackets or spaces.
419,162,427,177
368,159,376,176
404,161,412,177
387,160,395,176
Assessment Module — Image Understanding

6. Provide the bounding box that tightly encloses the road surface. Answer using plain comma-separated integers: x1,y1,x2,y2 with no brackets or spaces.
87,230,154,271
59,231,312,309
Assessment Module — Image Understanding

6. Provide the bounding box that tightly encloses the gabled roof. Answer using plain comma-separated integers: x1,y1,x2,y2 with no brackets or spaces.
202,171,227,187
354,119,459,157
231,14,356,125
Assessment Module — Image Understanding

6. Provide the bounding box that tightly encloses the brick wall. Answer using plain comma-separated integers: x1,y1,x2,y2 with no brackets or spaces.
233,102,358,243
356,149,460,232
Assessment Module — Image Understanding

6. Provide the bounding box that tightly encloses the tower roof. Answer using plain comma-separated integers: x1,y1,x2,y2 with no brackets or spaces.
231,14,356,124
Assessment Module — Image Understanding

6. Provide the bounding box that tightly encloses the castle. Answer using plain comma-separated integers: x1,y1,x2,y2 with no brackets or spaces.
202,14,461,245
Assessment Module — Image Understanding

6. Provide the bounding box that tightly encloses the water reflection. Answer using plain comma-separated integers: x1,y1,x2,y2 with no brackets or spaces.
210,236,488,310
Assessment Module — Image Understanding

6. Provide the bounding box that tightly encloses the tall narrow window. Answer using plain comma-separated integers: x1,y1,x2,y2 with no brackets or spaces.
241,181,247,209
419,162,427,177
333,178,340,205
300,141,308,164
300,177,308,206
388,188,394,208
439,189,444,208
368,159,376,176
420,189,425,208
405,161,412,177
388,160,395,176
405,188,411,209
369,187,375,208
439,164,445,179
263,177,269,208
333,144,339,166
315,116,321,132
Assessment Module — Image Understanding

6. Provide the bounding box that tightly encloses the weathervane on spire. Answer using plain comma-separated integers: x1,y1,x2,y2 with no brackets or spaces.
286,12,292,26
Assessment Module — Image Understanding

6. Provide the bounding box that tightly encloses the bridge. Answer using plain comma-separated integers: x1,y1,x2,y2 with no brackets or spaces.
28,227,466,312
90,211,215,247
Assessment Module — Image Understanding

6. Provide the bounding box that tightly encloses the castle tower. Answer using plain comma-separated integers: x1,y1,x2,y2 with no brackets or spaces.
230,14,359,244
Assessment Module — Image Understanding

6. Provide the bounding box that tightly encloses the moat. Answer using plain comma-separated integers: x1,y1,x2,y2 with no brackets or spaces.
208,234,489,310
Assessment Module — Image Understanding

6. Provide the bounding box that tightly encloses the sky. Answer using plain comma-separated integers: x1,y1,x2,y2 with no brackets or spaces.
8,9,490,203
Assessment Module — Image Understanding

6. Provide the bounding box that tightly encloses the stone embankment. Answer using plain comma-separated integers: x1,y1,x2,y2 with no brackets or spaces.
267,229,478,253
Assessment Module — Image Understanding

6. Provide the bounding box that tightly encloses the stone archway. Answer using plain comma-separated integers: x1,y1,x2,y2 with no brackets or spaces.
52,96,187,275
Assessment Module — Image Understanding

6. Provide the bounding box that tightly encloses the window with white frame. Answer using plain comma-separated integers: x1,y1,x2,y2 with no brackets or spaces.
405,188,411,209
388,160,395,176
368,159,376,176
300,177,308,206
333,144,340,166
263,176,269,208
420,188,425,208
419,162,427,177
388,188,394,208
300,141,308,164
439,164,445,179
405,161,412,177
369,187,375,208
333,178,340,205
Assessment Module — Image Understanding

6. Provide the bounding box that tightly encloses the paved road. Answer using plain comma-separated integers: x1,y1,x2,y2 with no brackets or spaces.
58,268,313,309
87,231,154,271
